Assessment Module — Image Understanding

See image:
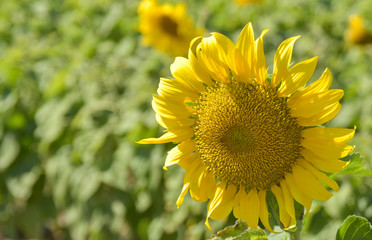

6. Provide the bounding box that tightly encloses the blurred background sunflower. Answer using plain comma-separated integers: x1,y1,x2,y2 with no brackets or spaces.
0,0,371,239
138,0,205,57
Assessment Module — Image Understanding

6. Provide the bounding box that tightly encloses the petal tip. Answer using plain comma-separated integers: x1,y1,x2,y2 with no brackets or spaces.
205,218,212,230
136,139,149,144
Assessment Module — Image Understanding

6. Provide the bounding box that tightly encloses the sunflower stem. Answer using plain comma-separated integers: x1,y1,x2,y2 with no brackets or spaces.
286,215,302,240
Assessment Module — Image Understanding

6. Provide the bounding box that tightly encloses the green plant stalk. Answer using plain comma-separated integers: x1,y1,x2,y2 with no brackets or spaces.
286,216,302,240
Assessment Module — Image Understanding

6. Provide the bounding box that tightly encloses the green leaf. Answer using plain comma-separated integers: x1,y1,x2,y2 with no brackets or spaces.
0,133,20,171
5,156,41,200
336,215,372,240
211,220,268,240
332,153,372,177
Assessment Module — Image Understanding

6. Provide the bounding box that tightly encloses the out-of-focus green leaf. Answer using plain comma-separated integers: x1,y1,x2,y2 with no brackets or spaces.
333,153,372,177
267,230,287,240
5,155,41,200
336,215,372,240
0,133,19,171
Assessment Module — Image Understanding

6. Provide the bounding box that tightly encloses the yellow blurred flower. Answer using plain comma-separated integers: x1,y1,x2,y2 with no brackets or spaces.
139,23,355,232
235,0,262,5
138,0,205,56
346,14,372,45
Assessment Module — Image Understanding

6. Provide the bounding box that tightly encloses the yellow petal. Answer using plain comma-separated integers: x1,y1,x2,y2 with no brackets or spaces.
280,179,296,219
271,36,301,87
152,95,194,120
240,189,260,229
302,127,356,144
188,36,203,58
205,182,236,229
170,57,206,92
158,78,200,101
233,188,246,219
212,32,236,74
138,127,194,144
254,30,269,85
181,157,204,203
302,148,349,173
271,185,295,229
298,160,339,192
302,139,354,160
178,151,199,170
196,35,231,82
296,102,341,126
186,163,205,201
291,68,332,100
155,113,168,129
292,164,333,201
237,23,255,80
200,171,217,200
288,89,343,118
155,113,194,130
258,190,277,233
285,173,312,216
188,37,214,86
234,48,252,83
188,166,216,202
278,56,318,97
164,139,195,170
176,182,190,208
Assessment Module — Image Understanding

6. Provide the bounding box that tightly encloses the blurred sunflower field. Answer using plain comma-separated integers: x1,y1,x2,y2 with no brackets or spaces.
1,0,372,239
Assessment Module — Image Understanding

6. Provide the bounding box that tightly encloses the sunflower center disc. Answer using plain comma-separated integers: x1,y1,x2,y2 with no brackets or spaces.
194,81,303,190
221,125,256,153
159,15,178,37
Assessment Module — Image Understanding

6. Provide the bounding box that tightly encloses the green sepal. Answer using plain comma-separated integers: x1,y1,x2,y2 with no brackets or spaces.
266,191,281,229
185,101,198,108
211,219,268,240
266,190,304,231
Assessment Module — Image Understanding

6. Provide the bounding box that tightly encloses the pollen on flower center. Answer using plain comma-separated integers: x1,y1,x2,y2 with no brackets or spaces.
221,125,256,153
159,15,178,37
194,80,303,190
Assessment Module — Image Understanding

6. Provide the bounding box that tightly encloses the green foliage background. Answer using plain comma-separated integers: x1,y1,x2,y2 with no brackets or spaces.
0,0,371,239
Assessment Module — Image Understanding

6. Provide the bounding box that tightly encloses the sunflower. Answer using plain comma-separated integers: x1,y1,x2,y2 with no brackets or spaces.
346,15,372,45
138,0,205,57
139,23,355,231
234,0,262,5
